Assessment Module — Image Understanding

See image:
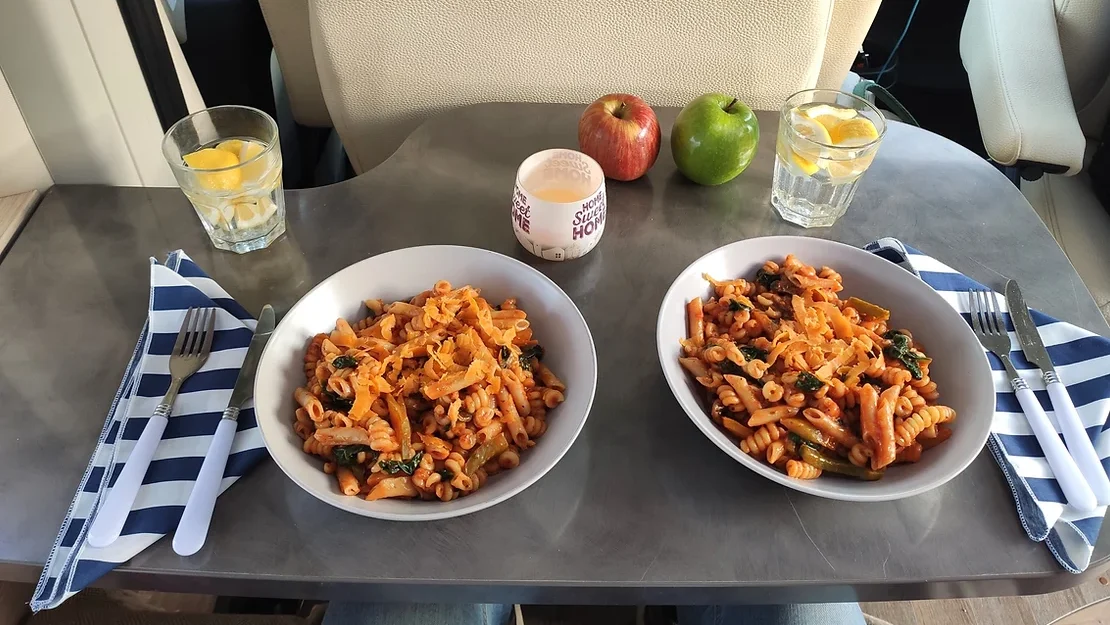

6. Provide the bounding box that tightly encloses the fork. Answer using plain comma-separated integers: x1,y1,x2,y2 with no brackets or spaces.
87,307,217,548
968,289,1097,512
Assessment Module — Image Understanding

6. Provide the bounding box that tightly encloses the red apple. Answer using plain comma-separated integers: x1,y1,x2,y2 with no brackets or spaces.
578,93,661,181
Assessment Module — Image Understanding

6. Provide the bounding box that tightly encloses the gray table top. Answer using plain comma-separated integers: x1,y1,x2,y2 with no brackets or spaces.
2,103,1108,605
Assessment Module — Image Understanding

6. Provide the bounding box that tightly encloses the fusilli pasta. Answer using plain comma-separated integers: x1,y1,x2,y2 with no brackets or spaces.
679,255,956,481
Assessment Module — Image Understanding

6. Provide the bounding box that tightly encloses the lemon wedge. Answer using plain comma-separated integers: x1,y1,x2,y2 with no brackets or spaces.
789,115,831,176
830,117,879,146
215,139,245,156
810,114,843,135
214,139,274,185
825,155,874,180
183,148,241,191
790,151,821,176
238,141,270,183
231,196,276,229
792,115,832,145
801,103,858,121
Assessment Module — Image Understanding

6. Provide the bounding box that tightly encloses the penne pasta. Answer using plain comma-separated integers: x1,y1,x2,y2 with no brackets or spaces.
502,369,530,417
336,466,360,495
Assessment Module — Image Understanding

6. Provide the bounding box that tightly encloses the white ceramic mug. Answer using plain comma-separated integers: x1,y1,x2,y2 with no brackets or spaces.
511,149,606,261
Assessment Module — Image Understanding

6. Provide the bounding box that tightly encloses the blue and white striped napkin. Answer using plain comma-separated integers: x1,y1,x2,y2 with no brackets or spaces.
867,238,1110,572
31,250,269,611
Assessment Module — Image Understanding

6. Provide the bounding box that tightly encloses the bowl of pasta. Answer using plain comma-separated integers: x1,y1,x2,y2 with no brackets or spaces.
254,245,597,520
656,236,994,502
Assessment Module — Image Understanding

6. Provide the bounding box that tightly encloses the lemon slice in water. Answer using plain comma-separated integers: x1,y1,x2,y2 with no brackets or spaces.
830,117,879,146
183,148,241,191
789,115,832,176
231,197,276,229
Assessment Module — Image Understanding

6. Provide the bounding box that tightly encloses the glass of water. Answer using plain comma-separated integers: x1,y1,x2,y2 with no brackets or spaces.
771,89,886,228
162,105,286,254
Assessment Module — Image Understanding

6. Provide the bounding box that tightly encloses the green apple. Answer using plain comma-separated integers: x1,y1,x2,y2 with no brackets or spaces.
671,94,759,186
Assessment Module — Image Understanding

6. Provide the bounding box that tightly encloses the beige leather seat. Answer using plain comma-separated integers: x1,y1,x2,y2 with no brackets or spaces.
961,0,1110,322
278,0,880,173
258,0,332,128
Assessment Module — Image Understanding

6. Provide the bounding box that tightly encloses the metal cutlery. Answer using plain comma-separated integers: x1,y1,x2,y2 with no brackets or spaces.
1006,280,1110,505
88,307,217,548
968,289,1097,513
173,305,275,556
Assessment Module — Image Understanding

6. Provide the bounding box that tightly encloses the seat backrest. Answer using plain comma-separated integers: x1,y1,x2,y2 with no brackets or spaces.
307,0,879,173
259,0,332,128
1056,0,1110,140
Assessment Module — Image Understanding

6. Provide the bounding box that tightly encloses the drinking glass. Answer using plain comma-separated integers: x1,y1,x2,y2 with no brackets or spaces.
162,106,285,253
771,89,886,228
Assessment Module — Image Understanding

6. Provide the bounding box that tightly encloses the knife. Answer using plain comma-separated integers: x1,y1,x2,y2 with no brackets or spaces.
1006,281,1110,506
173,305,275,556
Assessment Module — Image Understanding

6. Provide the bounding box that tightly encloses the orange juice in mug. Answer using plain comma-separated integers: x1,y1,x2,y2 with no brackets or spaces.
511,149,606,261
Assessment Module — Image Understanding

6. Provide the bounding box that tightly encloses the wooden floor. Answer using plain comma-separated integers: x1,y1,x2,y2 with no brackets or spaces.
861,574,1110,625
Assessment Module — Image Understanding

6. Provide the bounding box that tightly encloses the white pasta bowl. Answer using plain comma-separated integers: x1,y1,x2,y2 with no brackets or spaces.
656,236,995,502
254,245,597,520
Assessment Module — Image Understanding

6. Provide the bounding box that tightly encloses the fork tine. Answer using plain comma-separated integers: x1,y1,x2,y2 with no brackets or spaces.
185,308,205,355
980,290,996,335
985,290,1003,335
981,290,996,335
199,308,216,357
976,290,994,335
986,290,1005,336
173,308,196,356
968,290,983,335
190,309,210,356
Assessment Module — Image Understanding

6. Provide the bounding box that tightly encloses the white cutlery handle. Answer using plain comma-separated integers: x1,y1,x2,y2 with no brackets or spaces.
1014,384,1098,512
87,413,169,548
1046,376,1110,506
173,415,238,556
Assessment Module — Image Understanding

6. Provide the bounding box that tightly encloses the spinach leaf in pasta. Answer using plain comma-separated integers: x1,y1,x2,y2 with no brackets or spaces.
331,355,358,369
333,445,372,467
795,372,825,392
898,357,924,380
719,359,744,376
499,345,512,369
882,330,911,350
519,344,545,370
727,299,750,312
755,268,780,289
740,345,768,362
437,468,455,482
322,390,354,412
881,330,926,380
379,451,424,476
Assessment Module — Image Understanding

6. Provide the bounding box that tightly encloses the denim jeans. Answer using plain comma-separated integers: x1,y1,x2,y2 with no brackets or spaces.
677,604,866,625
322,602,867,625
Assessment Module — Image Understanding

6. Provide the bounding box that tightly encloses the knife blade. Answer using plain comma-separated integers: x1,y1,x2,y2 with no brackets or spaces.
1005,280,1054,374
226,304,276,413
1005,280,1110,505
173,304,276,555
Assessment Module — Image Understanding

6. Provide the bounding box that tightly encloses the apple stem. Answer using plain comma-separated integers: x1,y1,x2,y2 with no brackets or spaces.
615,102,626,119
726,98,738,112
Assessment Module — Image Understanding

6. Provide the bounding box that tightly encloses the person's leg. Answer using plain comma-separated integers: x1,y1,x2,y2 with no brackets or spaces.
677,603,866,625
323,602,514,625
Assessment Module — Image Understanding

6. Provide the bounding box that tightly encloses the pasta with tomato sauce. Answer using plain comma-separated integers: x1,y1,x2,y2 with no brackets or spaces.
294,281,566,500
679,254,955,480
